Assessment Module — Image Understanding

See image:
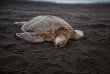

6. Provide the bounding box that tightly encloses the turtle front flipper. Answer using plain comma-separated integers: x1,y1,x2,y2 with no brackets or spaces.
16,32,44,43
70,30,84,40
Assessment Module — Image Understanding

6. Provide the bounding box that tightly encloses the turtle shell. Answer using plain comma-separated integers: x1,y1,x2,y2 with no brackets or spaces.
21,15,73,34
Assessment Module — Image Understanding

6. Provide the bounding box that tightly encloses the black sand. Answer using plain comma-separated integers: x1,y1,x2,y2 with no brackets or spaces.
0,1,110,74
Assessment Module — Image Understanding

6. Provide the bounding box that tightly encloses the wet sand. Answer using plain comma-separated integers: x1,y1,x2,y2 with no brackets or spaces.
0,1,110,74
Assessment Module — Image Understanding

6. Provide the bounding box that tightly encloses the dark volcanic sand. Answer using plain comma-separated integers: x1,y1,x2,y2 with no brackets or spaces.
0,1,110,74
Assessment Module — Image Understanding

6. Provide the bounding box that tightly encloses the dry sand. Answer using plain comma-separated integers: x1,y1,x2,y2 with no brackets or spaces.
0,1,110,74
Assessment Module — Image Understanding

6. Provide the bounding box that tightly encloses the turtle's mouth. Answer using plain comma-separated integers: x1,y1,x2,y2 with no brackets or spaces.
55,45,61,48
55,43,62,48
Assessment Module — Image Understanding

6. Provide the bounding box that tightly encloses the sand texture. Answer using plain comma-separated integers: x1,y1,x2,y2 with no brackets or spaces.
0,1,110,74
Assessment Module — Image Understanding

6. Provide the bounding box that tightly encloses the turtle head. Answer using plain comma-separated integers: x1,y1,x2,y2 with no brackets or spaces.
54,34,67,48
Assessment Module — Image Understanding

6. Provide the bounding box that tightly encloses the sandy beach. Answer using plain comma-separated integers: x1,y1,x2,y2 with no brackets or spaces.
0,1,110,74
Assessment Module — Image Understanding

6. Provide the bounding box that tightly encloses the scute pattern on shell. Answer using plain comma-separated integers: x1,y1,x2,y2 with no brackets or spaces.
21,15,73,34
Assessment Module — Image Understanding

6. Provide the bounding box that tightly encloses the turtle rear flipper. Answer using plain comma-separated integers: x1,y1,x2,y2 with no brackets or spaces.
16,32,44,43
15,22,27,26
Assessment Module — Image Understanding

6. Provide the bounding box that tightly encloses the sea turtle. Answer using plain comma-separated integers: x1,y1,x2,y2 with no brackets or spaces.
15,15,84,48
